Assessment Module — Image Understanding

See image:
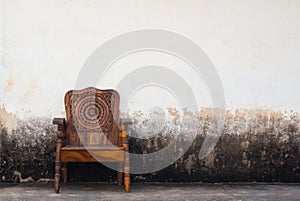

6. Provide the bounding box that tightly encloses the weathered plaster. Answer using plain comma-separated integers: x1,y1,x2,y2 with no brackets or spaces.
0,108,299,183
1,0,300,116
1,1,300,183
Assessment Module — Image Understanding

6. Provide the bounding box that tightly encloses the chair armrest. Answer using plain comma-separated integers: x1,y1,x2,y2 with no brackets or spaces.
52,118,66,139
119,118,132,131
53,118,66,129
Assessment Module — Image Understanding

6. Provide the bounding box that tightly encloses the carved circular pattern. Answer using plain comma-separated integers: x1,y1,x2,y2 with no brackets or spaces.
74,95,112,131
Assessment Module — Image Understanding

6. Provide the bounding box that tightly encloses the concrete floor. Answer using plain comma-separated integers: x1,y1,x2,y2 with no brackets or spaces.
0,182,299,201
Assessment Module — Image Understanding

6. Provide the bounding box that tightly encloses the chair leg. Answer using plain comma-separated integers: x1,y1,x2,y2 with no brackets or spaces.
62,162,68,184
55,140,62,193
124,153,130,193
117,162,123,185
120,130,130,192
54,161,61,193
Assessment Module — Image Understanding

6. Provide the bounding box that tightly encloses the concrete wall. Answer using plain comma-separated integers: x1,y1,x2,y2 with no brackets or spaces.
1,0,300,117
1,108,300,182
0,0,300,182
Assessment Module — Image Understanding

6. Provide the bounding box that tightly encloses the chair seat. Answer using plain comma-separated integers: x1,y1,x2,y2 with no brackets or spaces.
61,145,125,162
61,145,124,151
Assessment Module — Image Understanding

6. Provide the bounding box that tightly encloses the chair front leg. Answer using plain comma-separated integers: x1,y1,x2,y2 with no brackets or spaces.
53,118,66,193
55,139,62,193
119,119,131,193
119,130,130,193
124,151,130,193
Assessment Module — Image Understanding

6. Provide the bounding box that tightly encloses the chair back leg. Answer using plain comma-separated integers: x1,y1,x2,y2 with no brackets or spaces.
62,162,68,184
118,162,124,185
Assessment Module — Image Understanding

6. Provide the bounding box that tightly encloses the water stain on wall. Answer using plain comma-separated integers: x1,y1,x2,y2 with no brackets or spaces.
4,76,14,93
3,75,39,106
0,107,299,183
19,78,38,103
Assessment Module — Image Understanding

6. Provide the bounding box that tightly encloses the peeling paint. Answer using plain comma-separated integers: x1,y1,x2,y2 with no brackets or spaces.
0,106,17,131
13,170,33,183
167,108,180,124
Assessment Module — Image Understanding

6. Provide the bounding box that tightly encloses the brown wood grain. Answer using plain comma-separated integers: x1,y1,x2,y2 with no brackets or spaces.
61,150,125,162
53,87,130,193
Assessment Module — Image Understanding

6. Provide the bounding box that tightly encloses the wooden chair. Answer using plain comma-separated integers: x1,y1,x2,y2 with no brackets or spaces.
53,87,130,193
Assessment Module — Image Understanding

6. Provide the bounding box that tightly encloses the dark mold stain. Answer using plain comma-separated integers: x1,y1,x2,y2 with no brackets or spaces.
0,108,300,183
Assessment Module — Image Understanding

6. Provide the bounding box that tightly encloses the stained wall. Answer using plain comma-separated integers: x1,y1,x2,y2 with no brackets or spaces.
0,0,300,182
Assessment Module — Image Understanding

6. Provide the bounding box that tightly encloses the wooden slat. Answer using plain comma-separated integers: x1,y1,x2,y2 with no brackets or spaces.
61,149,124,162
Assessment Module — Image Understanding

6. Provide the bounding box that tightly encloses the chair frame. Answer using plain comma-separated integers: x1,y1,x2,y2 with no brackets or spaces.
53,87,131,193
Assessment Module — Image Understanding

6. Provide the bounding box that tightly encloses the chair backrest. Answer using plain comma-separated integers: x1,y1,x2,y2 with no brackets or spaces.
64,87,120,146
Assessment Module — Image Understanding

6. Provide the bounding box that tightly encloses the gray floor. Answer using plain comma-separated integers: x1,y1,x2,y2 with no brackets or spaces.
0,182,299,201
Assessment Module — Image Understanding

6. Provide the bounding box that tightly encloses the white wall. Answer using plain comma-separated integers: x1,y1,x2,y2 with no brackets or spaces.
0,0,300,118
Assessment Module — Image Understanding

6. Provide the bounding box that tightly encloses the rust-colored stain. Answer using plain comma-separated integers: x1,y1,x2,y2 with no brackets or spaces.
167,107,181,124
183,108,194,117
4,76,15,93
19,78,38,103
